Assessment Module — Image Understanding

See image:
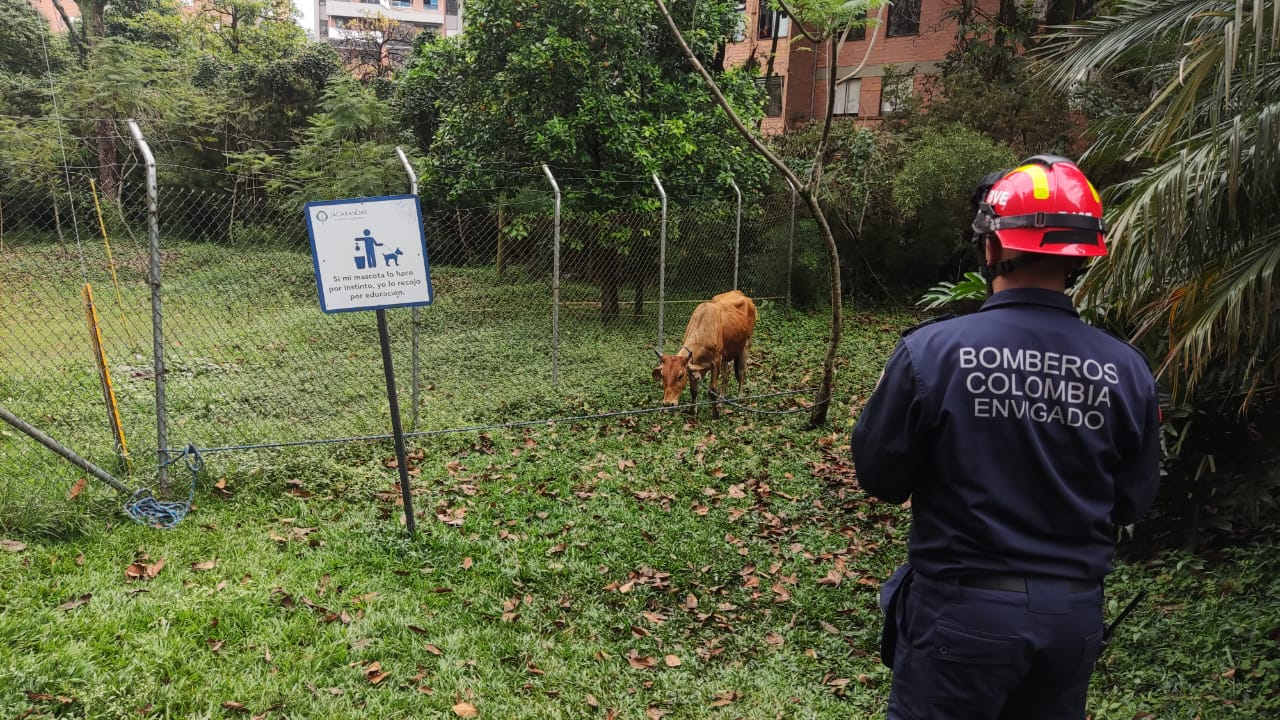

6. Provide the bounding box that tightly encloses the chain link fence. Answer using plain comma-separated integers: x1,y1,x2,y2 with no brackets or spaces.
1,120,821,532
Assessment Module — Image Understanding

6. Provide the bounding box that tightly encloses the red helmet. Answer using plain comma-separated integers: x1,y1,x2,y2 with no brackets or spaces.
971,155,1107,257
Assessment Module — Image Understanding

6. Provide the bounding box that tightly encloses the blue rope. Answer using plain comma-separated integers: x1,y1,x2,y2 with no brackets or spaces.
125,444,201,529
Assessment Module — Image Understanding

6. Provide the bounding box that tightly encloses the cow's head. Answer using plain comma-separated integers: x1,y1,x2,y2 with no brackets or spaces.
652,348,704,405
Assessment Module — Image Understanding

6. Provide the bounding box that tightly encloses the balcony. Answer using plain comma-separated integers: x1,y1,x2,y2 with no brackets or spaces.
324,0,444,24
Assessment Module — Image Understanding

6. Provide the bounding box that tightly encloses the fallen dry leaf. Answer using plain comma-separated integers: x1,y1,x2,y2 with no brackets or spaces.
192,559,217,571
221,701,248,713
0,539,26,553
126,558,167,582
709,691,737,708
771,583,791,603
207,639,225,653
364,661,389,684
626,649,658,670
25,692,74,704
765,632,784,646
451,701,478,718
68,477,87,499
663,654,681,668
57,594,92,611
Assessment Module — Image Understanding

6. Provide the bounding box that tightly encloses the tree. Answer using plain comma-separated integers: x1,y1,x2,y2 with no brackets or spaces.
399,0,769,322
0,0,67,116
0,0,62,74
337,15,426,80
263,77,420,210
191,40,341,159
654,0,886,426
1039,0,1280,407
193,0,305,60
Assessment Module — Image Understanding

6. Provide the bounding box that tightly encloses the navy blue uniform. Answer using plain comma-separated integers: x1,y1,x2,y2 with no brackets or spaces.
851,288,1161,720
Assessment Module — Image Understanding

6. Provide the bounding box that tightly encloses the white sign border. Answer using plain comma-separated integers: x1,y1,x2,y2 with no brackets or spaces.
304,194,434,314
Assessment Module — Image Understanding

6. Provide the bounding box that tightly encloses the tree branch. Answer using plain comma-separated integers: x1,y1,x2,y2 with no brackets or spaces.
653,0,842,426
49,0,87,59
773,0,823,44
807,1,885,195
653,0,805,194
836,1,886,85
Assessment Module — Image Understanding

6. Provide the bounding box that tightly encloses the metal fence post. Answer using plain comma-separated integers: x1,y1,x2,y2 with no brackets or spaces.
787,177,797,308
652,174,667,350
729,177,741,291
396,146,421,432
542,164,561,387
127,119,167,490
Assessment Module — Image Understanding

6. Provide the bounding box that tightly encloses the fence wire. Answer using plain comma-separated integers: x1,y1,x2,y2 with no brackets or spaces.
1,121,820,528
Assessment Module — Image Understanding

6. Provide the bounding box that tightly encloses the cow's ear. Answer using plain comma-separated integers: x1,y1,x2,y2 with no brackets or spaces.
652,367,662,382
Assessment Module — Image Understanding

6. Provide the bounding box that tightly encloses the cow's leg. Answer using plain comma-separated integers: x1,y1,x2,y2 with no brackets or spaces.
687,373,699,416
710,361,723,419
735,347,748,396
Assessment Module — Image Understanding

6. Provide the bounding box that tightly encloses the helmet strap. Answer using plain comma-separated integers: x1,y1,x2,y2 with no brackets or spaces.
982,252,1048,281
1065,260,1090,289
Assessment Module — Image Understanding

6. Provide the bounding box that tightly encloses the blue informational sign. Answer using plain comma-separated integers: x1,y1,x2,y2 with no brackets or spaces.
304,195,434,313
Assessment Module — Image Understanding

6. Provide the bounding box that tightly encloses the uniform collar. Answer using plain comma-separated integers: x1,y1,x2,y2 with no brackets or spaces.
979,288,1079,317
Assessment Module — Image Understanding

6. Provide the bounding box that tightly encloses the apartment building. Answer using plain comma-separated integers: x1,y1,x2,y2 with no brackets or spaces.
726,0,1002,131
316,0,462,67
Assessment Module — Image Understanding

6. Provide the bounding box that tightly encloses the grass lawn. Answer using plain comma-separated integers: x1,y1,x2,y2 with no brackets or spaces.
1,240,1277,718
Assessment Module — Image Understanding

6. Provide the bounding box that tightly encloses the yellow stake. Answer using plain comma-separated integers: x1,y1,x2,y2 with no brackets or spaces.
89,179,131,339
84,283,131,472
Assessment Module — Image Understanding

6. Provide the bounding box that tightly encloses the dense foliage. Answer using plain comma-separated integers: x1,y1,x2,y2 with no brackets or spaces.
399,0,768,206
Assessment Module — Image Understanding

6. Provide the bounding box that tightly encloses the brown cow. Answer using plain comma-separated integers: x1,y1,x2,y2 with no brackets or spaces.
652,290,757,418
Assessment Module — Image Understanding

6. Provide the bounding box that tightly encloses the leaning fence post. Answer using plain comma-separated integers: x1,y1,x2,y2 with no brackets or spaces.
127,119,168,490
542,164,561,387
786,177,797,308
652,174,667,350
396,146,421,432
729,177,742,291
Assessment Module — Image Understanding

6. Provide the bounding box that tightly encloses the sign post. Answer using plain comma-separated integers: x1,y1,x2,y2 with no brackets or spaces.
305,195,433,535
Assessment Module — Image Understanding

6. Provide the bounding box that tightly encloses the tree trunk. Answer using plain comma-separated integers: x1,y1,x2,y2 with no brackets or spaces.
802,188,840,428
52,191,66,252
600,274,620,323
96,118,121,201
496,197,506,279
1044,0,1077,26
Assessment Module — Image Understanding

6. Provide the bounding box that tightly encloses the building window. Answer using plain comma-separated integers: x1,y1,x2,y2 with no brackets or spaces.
446,0,458,13
879,75,913,115
887,0,921,36
755,75,784,117
391,0,412,6
832,78,861,116
408,22,440,38
758,5,789,39
733,2,747,42
842,11,866,41
423,0,438,7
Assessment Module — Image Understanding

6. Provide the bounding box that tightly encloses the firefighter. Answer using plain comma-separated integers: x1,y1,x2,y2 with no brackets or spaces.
851,155,1162,719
